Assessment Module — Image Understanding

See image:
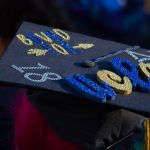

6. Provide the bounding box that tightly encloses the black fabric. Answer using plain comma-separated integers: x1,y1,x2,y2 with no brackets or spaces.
91,109,145,149
28,90,146,149
28,90,111,146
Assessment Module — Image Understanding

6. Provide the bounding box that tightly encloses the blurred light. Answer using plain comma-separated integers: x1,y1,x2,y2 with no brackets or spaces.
101,0,127,12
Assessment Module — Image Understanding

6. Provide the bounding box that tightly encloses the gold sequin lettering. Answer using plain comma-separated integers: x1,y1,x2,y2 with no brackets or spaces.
51,44,69,55
16,34,33,46
139,63,150,78
27,49,48,56
34,32,53,43
73,43,94,49
97,70,132,95
53,29,70,41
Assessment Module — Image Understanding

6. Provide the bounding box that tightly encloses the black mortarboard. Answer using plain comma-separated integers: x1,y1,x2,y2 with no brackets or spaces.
0,22,150,114
0,22,149,148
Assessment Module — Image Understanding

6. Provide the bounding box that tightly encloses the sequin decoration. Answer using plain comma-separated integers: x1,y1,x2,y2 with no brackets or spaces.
73,43,94,49
53,29,70,41
51,44,69,55
27,34,59,56
27,49,48,56
139,63,150,78
44,31,79,54
97,70,132,95
126,50,150,63
112,58,150,92
16,34,33,46
17,29,94,57
64,74,116,103
93,46,140,63
11,63,50,73
76,74,116,100
44,31,65,42
24,72,62,83
34,32,53,43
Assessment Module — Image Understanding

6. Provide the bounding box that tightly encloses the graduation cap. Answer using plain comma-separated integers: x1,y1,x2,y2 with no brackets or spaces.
0,21,150,113
0,22,149,149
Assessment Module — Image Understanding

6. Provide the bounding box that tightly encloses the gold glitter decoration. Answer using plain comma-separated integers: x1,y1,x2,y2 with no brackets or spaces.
144,119,150,150
73,43,94,49
51,43,69,55
34,32,53,43
139,63,150,78
27,49,48,56
16,34,33,46
53,29,70,41
97,70,132,95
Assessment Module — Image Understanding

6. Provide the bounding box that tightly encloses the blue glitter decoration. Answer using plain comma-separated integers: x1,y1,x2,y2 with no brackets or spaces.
27,34,59,56
64,76,106,102
64,74,116,103
44,31,79,54
75,74,116,100
112,58,150,92
45,31,63,42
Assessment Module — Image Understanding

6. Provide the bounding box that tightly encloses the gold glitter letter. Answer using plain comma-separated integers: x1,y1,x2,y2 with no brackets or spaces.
53,29,70,41
27,49,48,56
16,34,33,46
139,63,150,78
73,43,94,49
97,70,132,95
51,44,69,55
34,32,53,43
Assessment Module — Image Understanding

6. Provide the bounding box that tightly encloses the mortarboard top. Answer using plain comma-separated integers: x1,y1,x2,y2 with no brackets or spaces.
0,21,150,117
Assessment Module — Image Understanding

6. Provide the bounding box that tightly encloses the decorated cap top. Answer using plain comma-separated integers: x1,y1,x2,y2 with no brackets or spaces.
0,22,150,115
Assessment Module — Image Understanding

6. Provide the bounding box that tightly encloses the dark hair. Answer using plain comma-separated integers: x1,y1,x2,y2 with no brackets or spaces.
0,0,71,37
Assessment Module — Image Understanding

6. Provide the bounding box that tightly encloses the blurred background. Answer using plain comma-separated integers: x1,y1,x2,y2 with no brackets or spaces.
1,0,150,51
0,0,150,149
